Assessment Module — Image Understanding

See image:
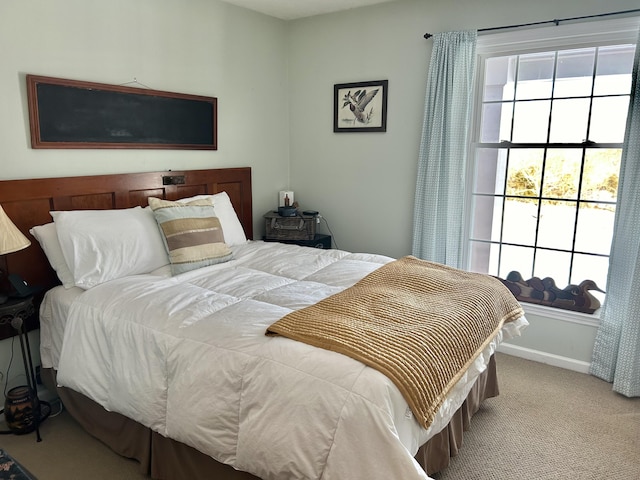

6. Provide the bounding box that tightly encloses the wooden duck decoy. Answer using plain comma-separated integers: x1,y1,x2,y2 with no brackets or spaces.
535,277,560,305
500,271,524,297
497,272,604,314
526,276,546,302
551,279,605,314
500,271,545,303
541,277,559,304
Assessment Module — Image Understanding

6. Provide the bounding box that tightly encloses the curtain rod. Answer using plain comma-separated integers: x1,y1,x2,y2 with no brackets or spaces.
423,8,640,39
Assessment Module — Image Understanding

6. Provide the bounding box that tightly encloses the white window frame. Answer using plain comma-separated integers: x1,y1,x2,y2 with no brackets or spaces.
463,17,640,321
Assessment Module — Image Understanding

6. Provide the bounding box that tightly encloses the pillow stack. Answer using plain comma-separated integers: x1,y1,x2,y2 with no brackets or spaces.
30,191,246,289
148,197,233,275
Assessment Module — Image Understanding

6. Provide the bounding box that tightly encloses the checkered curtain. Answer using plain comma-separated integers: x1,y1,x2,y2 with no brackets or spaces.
590,28,640,397
412,31,477,269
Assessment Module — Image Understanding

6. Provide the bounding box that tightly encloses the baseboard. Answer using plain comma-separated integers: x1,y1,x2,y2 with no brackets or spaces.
498,343,591,374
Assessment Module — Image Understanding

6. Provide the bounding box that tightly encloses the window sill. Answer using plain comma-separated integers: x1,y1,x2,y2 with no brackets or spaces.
520,302,600,327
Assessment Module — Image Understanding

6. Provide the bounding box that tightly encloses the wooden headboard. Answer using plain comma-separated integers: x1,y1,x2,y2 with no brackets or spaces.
0,167,252,294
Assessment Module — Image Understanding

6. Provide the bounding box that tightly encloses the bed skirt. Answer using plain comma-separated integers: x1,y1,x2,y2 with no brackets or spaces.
42,355,498,479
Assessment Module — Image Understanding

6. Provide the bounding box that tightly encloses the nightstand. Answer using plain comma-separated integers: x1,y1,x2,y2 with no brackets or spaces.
0,295,49,441
0,295,35,324
263,234,332,249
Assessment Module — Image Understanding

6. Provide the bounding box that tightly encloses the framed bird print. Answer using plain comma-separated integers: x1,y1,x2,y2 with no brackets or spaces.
334,80,388,133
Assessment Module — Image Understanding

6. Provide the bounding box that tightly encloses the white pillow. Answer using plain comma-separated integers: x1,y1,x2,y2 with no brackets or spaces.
51,207,169,289
29,223,75,289
177,191,247,246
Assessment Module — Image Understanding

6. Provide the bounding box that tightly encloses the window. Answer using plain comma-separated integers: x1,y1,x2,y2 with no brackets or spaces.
466,19,638,305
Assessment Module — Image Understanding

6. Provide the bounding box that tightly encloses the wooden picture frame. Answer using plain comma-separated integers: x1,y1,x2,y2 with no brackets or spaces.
334,80,388,133
26,74,217,149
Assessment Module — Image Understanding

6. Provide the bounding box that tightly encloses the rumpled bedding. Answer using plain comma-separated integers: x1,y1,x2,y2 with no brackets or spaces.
267,256,525,430
50,241,527,480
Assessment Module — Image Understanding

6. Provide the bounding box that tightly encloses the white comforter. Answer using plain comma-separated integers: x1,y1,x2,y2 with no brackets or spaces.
54,241,526,480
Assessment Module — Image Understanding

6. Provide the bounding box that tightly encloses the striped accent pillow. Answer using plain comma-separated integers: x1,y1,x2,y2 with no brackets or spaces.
148,197,233,275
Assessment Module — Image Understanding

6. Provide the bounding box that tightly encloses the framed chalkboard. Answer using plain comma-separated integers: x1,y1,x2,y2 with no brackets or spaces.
26,75,217,149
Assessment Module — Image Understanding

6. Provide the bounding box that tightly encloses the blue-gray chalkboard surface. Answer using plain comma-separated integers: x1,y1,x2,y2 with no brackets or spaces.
27,75,217,149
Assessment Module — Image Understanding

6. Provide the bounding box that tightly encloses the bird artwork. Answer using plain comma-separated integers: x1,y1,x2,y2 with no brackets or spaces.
341,88,379,125
495,271,605,314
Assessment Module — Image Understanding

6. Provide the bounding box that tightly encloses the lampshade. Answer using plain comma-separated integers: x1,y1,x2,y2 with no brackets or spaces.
0,205,31,255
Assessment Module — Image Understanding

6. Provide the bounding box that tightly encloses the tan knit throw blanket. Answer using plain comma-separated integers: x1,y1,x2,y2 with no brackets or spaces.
266,256,524,430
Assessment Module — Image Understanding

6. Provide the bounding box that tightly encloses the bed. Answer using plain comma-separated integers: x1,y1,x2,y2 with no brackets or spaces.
0,168,527,480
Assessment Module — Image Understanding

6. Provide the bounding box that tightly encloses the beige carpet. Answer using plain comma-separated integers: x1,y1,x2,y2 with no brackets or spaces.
433,354,640,480
1,353,639,479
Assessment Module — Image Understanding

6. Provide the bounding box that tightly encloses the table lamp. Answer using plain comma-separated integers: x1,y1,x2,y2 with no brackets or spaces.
0,204,49,441
0,204,31,304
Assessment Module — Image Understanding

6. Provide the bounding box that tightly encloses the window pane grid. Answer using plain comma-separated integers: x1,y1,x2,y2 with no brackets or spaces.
482,91,630,103
470,239,611,258
469,238,611,284
477,142,624,148
471,186,618,283
469,44,631,291
473,192,616,206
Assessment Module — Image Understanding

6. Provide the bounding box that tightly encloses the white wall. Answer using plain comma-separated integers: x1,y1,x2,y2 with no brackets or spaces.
286,0,639,367
0,0,291,235
500,304,599,373
0,0,291,399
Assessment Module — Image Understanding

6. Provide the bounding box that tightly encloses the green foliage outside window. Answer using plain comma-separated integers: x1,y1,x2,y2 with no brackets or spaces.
506,149,620,210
